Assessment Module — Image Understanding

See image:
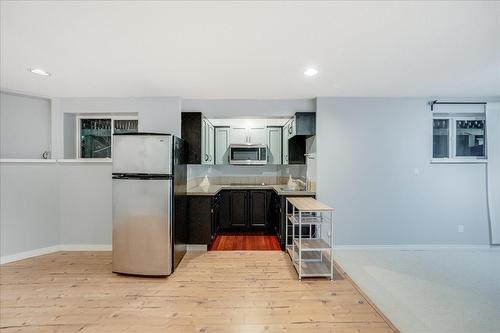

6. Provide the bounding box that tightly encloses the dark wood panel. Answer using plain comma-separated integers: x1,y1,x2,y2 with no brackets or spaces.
288,135,306,164
181,112,202,164
218,190,231,229
187,196,212,244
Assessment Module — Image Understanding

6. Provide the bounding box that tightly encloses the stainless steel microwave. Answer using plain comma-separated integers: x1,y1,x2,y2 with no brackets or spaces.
229,144,267,165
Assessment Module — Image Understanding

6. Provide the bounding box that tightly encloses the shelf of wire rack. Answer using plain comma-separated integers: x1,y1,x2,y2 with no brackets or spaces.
285,197,334,280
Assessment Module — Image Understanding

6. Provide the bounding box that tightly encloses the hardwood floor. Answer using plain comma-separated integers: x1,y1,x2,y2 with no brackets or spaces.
210,234,281,251
0,251,398,333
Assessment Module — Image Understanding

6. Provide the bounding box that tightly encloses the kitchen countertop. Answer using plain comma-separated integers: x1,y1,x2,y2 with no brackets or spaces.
187,184,315,196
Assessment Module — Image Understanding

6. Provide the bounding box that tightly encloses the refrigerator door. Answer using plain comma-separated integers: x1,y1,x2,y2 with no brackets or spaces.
113,134,172,175
112,177,172,276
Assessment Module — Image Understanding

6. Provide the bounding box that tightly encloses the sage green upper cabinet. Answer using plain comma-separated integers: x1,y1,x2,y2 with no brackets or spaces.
230,127,248,144
201,117,215,165
229,127,266,144
215,127,230,164
248,127,266,144
267,127,282,164
282,119,290,164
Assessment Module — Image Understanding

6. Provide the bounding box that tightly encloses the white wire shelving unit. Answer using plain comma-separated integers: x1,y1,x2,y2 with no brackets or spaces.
285,197,334,280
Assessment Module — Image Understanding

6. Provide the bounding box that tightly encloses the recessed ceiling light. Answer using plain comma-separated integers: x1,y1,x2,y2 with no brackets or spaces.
29,68,51,76
304,68,318,77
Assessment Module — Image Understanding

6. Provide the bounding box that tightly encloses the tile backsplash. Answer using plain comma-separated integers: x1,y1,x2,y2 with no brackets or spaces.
187,164,306,188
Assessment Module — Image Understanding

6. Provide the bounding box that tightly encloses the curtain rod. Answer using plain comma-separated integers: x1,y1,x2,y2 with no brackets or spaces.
429,100,486,111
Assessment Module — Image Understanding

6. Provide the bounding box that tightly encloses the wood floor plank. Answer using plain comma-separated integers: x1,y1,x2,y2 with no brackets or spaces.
210,234,281,251
0,251,398,333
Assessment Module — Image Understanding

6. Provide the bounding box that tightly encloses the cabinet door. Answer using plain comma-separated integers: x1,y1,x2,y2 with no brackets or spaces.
218,190,231,229
288,116,296,138
201,119,209,164
282,123,289,164
211,200,219,243
208,122,215,164
230,127,248,144
249,127,266,144
188,196,212,245
230,190,247,227
215,127,230,164
267,127,282,164
249,190,267,227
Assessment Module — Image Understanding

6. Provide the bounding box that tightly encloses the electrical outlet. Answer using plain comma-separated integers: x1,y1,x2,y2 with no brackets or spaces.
458,225,465,233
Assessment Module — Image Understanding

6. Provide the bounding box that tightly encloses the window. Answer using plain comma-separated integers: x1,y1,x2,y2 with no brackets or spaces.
77,116,138,158
432,114,486,162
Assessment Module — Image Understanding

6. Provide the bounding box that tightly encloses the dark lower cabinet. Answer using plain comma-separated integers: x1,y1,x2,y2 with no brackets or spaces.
230,190,248,227
187,189,314,247
249,190,267,227
187,193,220,245
218,190,231,229
221,189,274,231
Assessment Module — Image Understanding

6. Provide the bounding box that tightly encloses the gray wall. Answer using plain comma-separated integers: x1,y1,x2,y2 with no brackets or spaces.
63,113,76,158
0,163,60,256
182,98,314,117
59,163,112,245
0,92,51,158
316,97,491,245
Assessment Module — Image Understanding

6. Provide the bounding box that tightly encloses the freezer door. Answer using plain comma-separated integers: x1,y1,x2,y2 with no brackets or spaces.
112,177,172,276
113,134,172,174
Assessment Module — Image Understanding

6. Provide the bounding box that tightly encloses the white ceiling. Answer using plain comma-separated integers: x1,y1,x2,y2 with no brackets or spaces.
1,1,499,99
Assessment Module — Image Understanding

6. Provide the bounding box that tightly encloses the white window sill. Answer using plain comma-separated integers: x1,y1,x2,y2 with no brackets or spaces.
57,158,112,164
431,158,488,164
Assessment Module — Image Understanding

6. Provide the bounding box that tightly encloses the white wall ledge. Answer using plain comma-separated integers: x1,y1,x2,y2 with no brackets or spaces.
0,158,57,163
57,158,112,164
0,158,112,164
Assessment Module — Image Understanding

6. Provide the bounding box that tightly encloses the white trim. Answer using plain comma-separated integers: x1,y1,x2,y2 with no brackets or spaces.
1,244,112,264
0,159,57,163
186,244,208,251
333,244,498,251
57,158,112,164
431,114,487,162
59,244,112,251
76,115,138,159
0,245,60,264
431,158,487,164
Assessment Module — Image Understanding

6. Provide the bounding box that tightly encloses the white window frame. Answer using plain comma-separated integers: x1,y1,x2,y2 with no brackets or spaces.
431,114,487,163
76,115,138,159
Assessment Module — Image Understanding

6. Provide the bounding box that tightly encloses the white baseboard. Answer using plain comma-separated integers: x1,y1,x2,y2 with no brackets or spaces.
59,244,112,251
0,245,60,264
333,244,498,250
187,244,207,251
1,244,112,264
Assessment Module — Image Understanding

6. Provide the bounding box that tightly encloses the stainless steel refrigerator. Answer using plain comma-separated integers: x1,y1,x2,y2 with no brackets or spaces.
112,133,187,276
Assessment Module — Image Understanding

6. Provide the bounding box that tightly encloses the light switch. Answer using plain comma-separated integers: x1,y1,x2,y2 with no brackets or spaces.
414,168,420,175
458,225,465,233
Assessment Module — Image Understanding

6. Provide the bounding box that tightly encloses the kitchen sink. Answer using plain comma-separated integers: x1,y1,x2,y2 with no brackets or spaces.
277,185,302,192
